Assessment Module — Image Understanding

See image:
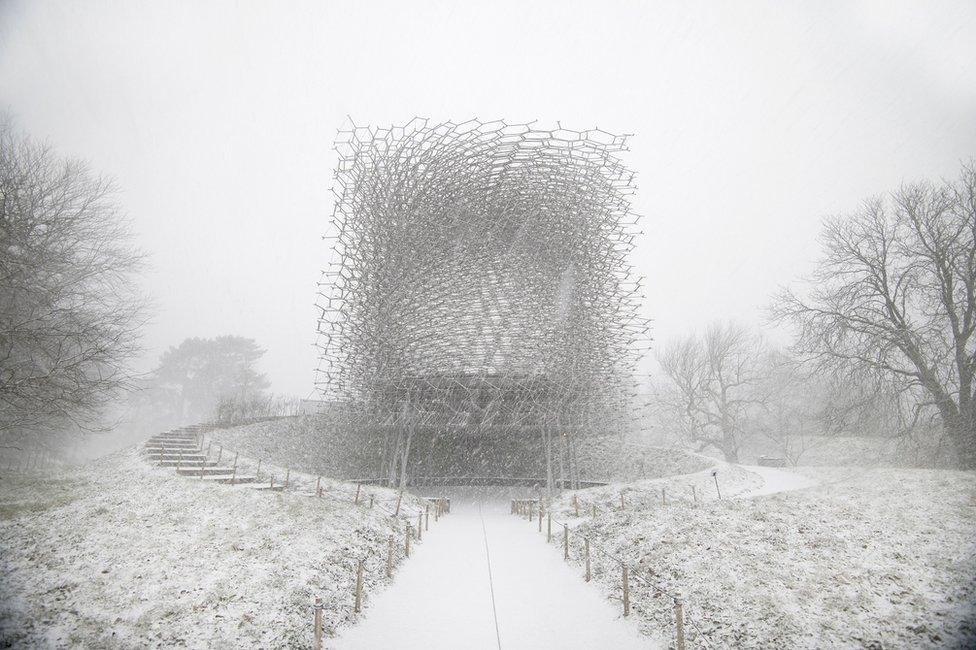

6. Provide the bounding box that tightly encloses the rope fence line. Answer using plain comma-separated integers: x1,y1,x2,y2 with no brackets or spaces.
512,496,718,649
144,426,452,649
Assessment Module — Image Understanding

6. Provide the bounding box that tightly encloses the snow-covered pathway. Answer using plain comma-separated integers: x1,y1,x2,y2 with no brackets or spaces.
333,489,653,650
737,464,817,496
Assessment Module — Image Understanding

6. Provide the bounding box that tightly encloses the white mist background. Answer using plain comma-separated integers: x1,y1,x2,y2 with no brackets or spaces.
1,0,974,396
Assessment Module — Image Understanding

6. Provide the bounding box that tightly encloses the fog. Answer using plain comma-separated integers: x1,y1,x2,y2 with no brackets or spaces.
1,0,974,396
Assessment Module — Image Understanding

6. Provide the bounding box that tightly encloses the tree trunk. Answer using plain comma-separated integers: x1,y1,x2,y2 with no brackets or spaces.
944,417,976,469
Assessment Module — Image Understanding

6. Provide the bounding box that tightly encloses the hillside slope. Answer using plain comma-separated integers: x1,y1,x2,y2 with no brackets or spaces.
0,448,428,648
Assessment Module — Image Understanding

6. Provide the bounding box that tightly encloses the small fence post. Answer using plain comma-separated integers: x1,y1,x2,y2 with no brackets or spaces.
354,559,364,613
573,494,579,517
662,487,667,506
405,525,411,557
355,483,361,505
538,505,543,532
674,597,686,650
592,504,597,518
313,597,323,650
622,565,630,617
394,490,403,516
619,492,625,510
547,513,552,542
692,485,698,504
199,458,205,480
584,538,591,581
284,468,290,489
713,470,722,499
527,500,533,522
425,504,429,530
370,495,375,509
417,512,423,541
386,535,394,578
563,524,569,560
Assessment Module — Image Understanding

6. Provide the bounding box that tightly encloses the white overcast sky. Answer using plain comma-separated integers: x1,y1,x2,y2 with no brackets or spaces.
2,1,975,397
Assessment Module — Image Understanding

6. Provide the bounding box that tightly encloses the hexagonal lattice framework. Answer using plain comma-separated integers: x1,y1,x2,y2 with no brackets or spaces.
316,118,648,488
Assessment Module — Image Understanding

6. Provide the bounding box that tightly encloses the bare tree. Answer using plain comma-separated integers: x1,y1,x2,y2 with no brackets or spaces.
0,120,146,445
773,161,976,469
657,322,767,462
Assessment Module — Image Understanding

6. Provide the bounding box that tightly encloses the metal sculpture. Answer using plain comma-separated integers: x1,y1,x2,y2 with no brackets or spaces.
316,118,648,489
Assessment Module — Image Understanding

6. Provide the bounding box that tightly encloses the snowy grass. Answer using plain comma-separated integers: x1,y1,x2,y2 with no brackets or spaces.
0,448,432,648
541,466,976,648
207,416,369,479
577,435,715,482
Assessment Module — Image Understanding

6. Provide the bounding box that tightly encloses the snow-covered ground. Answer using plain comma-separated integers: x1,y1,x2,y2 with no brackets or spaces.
543,464,976,648
333,489,654,650
0,447,431,648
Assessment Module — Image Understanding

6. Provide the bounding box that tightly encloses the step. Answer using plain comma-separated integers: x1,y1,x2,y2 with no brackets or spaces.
146,452,207,460
176,467,236,477
204,475,258,484
155,460,220,468
145,443,199,450
148,436,198,443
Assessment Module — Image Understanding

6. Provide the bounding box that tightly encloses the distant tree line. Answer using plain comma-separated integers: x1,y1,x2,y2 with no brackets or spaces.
657,162,976,469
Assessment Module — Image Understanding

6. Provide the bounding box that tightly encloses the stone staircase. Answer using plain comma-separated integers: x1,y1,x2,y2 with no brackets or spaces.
143,426,258,485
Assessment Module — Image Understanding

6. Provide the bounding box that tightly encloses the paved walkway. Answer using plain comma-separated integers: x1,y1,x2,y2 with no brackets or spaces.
333,489,654,650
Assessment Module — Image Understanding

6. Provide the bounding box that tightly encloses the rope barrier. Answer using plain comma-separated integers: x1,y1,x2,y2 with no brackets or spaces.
515,498,714,648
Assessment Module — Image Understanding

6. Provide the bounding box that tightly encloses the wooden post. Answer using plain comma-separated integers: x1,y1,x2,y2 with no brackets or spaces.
713,471,722,499
622,565,630,617
270,475,274,490
511,499,515,514
386,535,394,578
563,524,569,560
231,452,238,485
527,500,533,522
538,505,543,532
619,492,625,510
314,597,323,650
417,513,423,541
199,458,205,480
425,504,429,530
674,598,686,650
662,488,667,506
355,483,361,505
354,559,364,613
394,490,403,516
285,468,290,489
547,513,552,542
592,504,597,518
435,502,440,522
405,525,411,557
370,495,375,509
584,537,591,582
692,485,698,504
573,494,579,517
